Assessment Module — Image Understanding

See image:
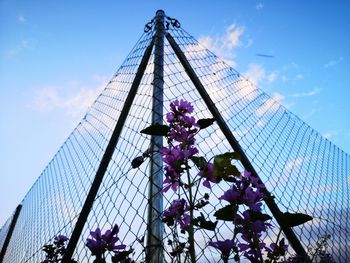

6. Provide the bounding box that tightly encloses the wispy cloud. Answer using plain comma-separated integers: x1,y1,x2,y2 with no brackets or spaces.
322,132,332,139
243,63,278,86
290,87,321,98
18,15,26,23
324,57,344,68
296,73,304,79
243,63,265,86
255,3,264,10
302,108,318,120
266,71,277,83
28,75,108,117
5,39,33,58
256,92,285,116
223,24,244,49
198,23,246,66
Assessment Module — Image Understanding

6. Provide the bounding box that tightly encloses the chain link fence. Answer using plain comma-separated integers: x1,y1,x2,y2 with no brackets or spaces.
1,12,349,263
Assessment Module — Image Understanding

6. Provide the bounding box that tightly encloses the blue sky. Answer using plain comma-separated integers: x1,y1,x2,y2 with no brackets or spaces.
0,0,349,225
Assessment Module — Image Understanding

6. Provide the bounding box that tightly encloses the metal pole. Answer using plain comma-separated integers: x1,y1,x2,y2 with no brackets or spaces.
166,32,309,259
0,204,22,263
146,9,164,263
61,39,155,263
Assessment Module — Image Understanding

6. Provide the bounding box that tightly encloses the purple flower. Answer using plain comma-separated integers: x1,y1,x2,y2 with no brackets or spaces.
163,199,190,230
86,238,105,256
236,210,272,235
170,99,194,114
219,186,240,204
102,224,126,251
54,235,68,243
208,239,236,259
266,238,288,257
161,99,202,192
219,171,266,209
86,225,126,257
243,170,266,190
198,162,217,189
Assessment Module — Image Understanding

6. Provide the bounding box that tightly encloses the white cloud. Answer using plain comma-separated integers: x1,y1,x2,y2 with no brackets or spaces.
321,130,343,140
322,132,332,139
28,75,108,117
243,63,265,86
5,39,32,58
255,3,264,10
197,23,246,67
285,157,307,174
256,92,285,116
302,108,318,120
266,71,278,83
290,87,321,98
245,38,254,48
223,24,244,49
242,64,278,86
324,57,344,68
296,73,304,79
18,15,26,23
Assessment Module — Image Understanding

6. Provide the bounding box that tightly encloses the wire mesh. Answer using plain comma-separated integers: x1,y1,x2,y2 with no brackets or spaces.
0,213,13,253
0,15,349,263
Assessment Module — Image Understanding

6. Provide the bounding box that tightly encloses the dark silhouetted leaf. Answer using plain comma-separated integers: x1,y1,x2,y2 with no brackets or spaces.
131,156,144,169
250,211,272,222
190,156,207,169
112,249,133,262
214,204,238,221
280,212,313,228
197,118,215,129
140,124,170,136
193,213,217,231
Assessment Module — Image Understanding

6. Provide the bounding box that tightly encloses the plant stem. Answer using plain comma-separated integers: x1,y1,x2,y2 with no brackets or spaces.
186,167,196,263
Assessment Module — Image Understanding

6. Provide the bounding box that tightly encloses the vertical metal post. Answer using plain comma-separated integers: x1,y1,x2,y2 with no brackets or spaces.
61,39,154,263
166,32,309,259
146,9,165,263
0,204,22,263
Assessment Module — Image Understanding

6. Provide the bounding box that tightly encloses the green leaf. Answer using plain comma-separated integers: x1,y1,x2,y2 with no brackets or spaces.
197,118,215,129
222,152,241,161
224,164,241,177
214,204,238,221
213,152,241,180
190,156,207,169
140,124,170,136
193,213,217,231
214,152,240,169
280,212,313,228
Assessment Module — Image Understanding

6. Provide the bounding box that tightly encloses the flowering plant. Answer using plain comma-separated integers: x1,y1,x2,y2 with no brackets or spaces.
137,99,316,263
86,224,133,263
41,225,133,263
41,235,77,263
41,100,331,263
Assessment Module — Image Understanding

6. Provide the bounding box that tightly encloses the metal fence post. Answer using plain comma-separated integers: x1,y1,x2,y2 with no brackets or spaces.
61,39,155,263
166,32,309,259
0,204,22,263
146,9,165,263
